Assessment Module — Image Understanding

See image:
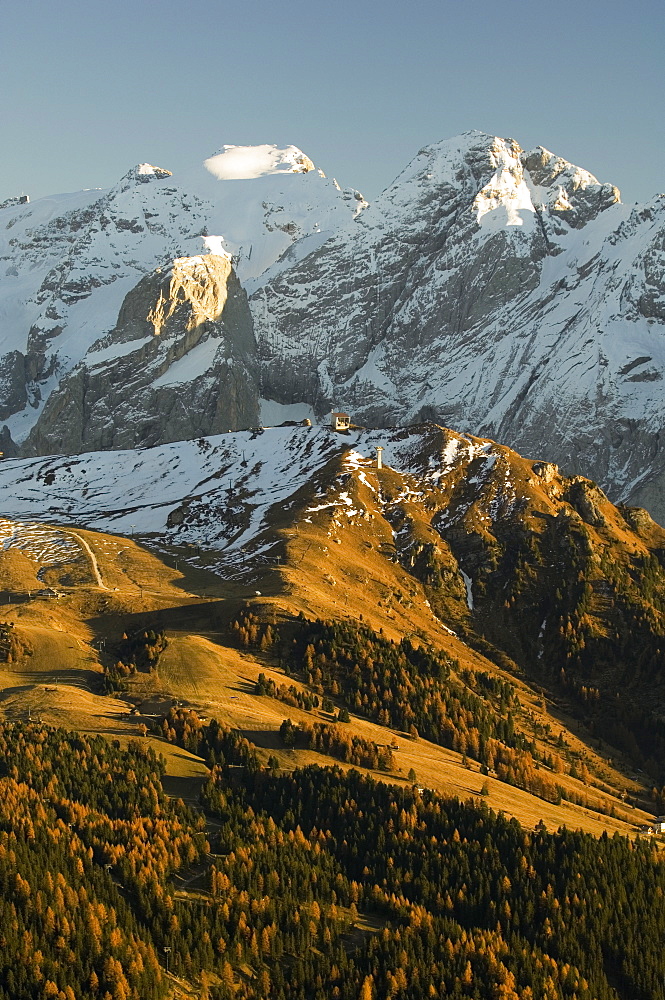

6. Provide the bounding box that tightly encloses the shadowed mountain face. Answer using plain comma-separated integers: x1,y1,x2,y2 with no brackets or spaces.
1,133,665,521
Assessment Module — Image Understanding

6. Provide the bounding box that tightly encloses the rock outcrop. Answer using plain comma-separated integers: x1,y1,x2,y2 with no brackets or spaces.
24,255,259,454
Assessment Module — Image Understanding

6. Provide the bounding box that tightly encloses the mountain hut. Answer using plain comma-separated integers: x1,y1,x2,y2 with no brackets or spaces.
331,412,350,431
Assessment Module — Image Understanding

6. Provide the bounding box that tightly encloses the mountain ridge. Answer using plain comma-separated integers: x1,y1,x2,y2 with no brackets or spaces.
2,132,665,521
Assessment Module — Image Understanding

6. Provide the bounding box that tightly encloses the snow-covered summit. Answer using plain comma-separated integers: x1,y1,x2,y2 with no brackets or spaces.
2,130,665,524
174,142,366,282
361,131,620,239
203,144,315,180
114,163,173,192
0,140,365,449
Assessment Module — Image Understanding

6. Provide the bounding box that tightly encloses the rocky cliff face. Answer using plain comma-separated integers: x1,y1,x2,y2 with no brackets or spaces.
0,146,362,451
24,255,259,454
2,133,665,523
250,132,665,522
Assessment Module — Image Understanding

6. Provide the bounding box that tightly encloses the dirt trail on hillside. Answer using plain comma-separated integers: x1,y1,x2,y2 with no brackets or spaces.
68,531,108,589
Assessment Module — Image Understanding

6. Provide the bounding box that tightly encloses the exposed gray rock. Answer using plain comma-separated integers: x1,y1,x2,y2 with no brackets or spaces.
565,478,608,528
0,351,28,421
532,462,559,483
2,131,665,528
618,504,660,535
248,133,665,525
24,255,259,454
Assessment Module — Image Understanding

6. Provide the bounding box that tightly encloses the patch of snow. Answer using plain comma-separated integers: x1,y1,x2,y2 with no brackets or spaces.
201,235,232,259
0,518,81,566
344,451,368,469
204,145,313,181
358,472,376,492
87,334,153,367
152,338,221,388
441,437,462,469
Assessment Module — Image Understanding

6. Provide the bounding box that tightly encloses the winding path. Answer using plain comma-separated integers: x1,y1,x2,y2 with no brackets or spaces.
68,531,108,590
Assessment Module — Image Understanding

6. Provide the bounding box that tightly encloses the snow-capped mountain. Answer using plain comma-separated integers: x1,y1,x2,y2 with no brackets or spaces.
0,144,364,451
1,132,665,522
252,133,665,521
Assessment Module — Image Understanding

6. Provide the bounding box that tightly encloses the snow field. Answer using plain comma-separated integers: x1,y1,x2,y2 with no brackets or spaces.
0,518,81,567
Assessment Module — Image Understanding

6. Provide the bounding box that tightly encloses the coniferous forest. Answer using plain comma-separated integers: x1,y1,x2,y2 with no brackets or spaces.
1,719,665,1000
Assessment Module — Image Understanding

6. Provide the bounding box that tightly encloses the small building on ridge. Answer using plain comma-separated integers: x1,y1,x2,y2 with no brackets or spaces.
330,412,350,432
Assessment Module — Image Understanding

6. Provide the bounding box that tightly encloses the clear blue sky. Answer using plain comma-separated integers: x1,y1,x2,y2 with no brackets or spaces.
1,0,663,204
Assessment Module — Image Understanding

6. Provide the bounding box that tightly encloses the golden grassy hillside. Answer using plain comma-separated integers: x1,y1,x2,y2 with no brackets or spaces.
0,478,658,842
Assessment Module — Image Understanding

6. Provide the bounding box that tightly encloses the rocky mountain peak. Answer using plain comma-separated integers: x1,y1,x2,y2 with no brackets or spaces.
146,254,235,340
370,131,620,240
521,145,621,227
24,252,258,456
114,163,173,193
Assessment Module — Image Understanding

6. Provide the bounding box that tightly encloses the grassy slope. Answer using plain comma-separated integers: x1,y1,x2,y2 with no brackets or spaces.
0,480,656,840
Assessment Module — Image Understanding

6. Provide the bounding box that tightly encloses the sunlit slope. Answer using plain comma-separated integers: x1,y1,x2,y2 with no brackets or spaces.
0,424,663,836
0,540,649,841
